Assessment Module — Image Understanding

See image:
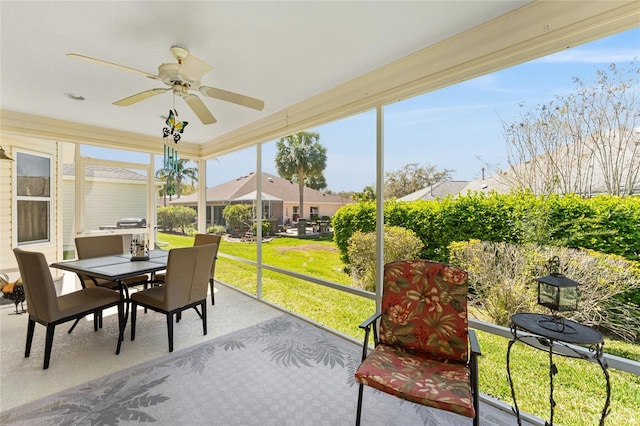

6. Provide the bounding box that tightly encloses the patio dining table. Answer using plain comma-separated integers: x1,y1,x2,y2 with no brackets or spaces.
50,250,169,345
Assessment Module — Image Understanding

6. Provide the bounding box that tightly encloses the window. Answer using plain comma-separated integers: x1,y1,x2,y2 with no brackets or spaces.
310,206,319,220
16,151,52,245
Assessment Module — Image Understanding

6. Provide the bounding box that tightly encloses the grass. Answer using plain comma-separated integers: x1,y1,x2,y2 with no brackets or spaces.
157,232,640,425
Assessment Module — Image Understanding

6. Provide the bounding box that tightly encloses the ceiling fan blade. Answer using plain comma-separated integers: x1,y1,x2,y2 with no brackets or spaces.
67,53,159,80
179,54,211,83
199,86,264,111
113,88,168,106
184,94,217,124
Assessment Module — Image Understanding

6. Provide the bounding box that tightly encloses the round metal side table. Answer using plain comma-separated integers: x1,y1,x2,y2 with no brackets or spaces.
506,313,610,426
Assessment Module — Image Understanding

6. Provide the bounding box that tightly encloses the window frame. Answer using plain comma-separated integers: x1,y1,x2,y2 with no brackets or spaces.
13,149,54,247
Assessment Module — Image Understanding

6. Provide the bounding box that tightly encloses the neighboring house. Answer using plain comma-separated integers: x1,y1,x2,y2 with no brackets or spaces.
168,172,352,228
399,181,470,201
62,164,157,255
404,129,640,199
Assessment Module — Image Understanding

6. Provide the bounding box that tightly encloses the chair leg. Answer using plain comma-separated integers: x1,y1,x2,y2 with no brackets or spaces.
130,301,137,341
472,354,480,426
210,278,215,305
167,313,174,352
25,317,36,357
202,301,207,336
68,318,81,334
43,324,56,370
355,383,364,426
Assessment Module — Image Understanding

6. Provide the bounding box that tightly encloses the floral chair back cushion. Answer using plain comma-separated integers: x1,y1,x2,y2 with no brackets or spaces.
379,260,469,362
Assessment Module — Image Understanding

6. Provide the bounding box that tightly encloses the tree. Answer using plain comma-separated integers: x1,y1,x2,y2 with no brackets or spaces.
501,63,640,196
275,131,327,220
353,185,376,202
384,162,453,199
156,159,199,206
301,174,327,191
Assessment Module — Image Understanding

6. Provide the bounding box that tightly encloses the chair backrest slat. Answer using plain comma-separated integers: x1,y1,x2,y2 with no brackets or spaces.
13,248,59,322
380,259,469,362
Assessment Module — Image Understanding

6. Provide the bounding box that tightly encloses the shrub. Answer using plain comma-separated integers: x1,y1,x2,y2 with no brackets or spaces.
448,240,542,326
449,240,640,341
157,206,197,234
252,220,271,236
222,204,253,233
347,225,424,292
207,225,227,235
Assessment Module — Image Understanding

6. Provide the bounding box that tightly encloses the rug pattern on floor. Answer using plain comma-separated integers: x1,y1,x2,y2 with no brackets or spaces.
0,315,513,425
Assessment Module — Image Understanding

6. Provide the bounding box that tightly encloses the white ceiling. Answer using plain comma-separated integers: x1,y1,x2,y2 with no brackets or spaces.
1,1,637,156
1,1,529,146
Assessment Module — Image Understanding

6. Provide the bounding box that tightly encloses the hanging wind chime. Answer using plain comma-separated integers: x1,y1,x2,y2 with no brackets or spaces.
162,103,188,173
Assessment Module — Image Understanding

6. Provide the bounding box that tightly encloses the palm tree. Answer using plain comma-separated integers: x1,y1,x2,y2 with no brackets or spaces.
275,131,327,221
156,159,198,206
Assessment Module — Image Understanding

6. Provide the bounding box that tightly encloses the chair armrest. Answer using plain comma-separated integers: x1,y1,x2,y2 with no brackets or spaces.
359,312,381,330
359,312,381,361
469,329,481,356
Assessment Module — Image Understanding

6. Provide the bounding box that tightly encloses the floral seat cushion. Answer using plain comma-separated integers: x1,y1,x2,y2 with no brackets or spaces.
355,344,474,418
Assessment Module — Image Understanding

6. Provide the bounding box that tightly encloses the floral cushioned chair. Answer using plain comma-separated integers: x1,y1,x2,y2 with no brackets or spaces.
354,260,481,425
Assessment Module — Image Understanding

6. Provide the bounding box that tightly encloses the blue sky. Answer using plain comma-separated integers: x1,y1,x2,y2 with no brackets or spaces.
85,27,639,193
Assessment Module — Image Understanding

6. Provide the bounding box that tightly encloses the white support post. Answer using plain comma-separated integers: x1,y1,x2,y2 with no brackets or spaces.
375,105,384,313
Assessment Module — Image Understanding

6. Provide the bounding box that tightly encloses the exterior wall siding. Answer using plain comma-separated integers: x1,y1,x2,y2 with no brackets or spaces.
81,180,147,231
0,135,59,278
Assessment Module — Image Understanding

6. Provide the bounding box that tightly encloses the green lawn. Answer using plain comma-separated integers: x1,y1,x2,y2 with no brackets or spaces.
157,232,640,425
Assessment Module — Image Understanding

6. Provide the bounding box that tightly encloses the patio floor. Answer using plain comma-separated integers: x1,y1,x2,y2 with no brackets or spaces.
0,276,540,425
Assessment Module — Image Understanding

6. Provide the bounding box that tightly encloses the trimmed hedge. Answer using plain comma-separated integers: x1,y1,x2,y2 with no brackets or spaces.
332,191,640,264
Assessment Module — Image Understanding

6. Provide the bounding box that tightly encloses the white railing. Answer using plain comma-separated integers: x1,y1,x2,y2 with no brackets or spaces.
217,252,640,376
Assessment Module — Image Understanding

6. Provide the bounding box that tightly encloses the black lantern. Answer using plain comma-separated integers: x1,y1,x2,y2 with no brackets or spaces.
535,256,581,332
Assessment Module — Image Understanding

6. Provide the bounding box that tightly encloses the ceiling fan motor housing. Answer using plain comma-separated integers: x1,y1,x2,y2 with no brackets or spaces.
158,63,188,86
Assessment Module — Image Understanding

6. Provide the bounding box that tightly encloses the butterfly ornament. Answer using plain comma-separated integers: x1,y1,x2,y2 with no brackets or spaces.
163,109,188,143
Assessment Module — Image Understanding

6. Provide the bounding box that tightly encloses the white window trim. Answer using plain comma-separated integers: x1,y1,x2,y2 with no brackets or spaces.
13,149,54,247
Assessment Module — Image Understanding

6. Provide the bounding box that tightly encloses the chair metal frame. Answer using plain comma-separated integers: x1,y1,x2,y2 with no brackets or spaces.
355,260,481,426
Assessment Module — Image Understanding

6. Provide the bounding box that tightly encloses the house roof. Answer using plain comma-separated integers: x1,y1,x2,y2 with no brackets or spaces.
399,181,471,201
462,128,640,196
169,172,352,205
62,164,148,181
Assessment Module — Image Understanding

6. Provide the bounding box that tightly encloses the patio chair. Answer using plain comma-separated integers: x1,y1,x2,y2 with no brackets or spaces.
354,259,481,426
75,234,150,289
154,233,221,305
13,248,125,369
130,243,218,352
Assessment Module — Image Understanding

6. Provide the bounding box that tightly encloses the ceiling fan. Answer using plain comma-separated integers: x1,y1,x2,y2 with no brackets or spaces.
67,46,264,125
